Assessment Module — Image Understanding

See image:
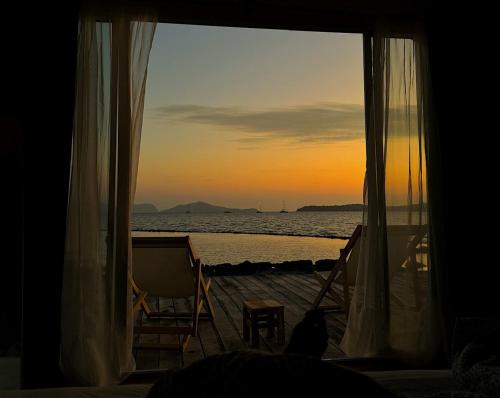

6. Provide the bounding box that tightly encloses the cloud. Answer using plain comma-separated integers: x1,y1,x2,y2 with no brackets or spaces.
148,103,365,144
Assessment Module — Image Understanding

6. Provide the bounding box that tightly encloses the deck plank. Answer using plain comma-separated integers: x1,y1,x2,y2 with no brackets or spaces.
134,296,160,370
251,274,344,357
170,298,205,367
157,297,184,370
227,275,293,353
208,280,247,352
275,273,348,328
217,276,276,352
271,274,347,349
135,272,346,370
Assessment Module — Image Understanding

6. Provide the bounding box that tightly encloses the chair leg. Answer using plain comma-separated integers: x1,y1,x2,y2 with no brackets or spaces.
266,314,275,339
198,275,225,349
251,317,260,348
211,318,226,351
180,334,191,353
312,266,343,309
200,276,216,320
410,256,421,310
243,308,250,341
277,310,285,345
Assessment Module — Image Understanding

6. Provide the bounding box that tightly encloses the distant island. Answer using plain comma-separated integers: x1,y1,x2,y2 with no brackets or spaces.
160,201,258,214
133,203,159,213
297,204,364,212
134,201,427,214
297,203,427,212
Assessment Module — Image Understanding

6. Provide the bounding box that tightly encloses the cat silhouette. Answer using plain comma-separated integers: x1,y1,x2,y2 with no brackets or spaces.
284,309,329,358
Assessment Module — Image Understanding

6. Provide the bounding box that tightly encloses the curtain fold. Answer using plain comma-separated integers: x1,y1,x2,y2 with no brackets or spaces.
61,16,155,386
341,30,441,364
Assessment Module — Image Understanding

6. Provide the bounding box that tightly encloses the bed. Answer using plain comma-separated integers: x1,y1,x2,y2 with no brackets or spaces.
0,369,456,398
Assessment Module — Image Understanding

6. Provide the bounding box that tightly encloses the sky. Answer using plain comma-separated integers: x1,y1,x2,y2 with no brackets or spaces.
135,23,366,211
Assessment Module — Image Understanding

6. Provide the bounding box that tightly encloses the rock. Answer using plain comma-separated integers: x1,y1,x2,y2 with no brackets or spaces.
280,260,314,273
203,259,331,276
314,259,336,271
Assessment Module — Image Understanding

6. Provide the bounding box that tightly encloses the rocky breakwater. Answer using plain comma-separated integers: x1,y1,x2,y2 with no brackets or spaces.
202,258,337,276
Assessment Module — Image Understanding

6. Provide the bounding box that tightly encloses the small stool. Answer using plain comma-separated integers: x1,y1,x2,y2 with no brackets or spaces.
242,299,285,348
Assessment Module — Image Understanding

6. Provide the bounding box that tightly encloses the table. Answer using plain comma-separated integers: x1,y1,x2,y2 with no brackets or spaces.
242,299,285,348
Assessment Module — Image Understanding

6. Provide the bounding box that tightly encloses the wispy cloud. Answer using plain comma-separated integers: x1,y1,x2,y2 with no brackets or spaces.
148,103,365,144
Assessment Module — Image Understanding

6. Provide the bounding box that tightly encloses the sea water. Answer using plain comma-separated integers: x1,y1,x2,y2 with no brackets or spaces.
132,211,362,264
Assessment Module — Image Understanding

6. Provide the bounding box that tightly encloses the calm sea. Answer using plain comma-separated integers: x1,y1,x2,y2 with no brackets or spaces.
132,211,362,265
132,211,362,239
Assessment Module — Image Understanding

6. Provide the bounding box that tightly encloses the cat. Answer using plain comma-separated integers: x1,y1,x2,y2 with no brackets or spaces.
283,309,329,358
146,309,396,398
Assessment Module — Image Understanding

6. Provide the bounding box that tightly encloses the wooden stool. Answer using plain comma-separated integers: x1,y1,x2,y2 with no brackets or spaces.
242,299,285,348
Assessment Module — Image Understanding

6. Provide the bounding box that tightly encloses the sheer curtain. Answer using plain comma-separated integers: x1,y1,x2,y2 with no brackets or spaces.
341,30,440,363
61,15,155,386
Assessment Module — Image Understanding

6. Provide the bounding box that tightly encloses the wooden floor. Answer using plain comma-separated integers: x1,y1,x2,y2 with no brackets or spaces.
134,271,347,370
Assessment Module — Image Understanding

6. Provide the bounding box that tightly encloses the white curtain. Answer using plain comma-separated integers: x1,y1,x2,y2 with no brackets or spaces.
341,31,439,363
61,15,155,386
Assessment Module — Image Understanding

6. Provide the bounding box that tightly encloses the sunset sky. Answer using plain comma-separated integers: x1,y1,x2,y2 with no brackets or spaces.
135,24,365,211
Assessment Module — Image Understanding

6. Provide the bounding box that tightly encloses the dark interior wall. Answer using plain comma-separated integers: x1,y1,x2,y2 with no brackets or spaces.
13,5,80,388
425,8,500,326
5,0,498,389
1,5,27,359
86,0,419,32
0,115,23,357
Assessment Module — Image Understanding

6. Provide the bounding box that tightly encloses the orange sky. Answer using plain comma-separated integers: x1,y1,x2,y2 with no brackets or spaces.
135,25,366,211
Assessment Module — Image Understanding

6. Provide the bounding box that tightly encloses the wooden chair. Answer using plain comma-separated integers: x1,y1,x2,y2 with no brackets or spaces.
312,225,427,314
312,225,362,314
130,236,221,352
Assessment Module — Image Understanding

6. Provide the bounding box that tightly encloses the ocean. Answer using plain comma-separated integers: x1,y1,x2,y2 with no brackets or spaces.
132,211,363,265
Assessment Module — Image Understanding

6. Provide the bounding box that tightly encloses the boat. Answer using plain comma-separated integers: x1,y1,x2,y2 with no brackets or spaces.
280,201,288,213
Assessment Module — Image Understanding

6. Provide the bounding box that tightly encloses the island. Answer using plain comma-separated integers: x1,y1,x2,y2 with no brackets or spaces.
297,204,364,212
297,203,427,212
160,201,258,214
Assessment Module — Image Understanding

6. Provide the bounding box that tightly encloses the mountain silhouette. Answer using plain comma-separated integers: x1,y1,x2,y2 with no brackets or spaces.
160,201,258,214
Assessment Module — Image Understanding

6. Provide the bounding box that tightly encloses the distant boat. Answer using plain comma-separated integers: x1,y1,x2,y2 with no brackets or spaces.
280,201,288,213
224,210,232,213
256,205,263,213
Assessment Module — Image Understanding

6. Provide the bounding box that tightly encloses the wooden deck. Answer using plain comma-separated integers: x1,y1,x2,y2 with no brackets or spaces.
134,271,346,370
